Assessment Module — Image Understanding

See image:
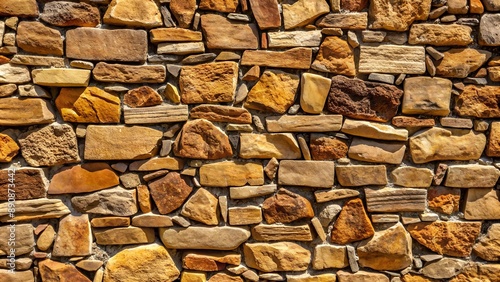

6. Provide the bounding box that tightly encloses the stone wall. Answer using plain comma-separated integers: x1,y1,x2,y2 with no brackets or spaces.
0,0,500,281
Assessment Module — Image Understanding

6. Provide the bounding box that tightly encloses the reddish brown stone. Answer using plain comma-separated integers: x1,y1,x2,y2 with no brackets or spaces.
0,0,39,17
16,21,63,56
331,198,375,244
392,116,436,128
39,259,91,282
248,0,281,29
262,188,314,224
48,163,120,194
326,75,403,122
487,122,500,156
342,0,369,11
0,56,10,64
173,119,233,160
190,105,252,124
40,1,100,27
407,221,482,257
123,86,163,108
148,172,193,214
0,169,46,200
427,187,460,215
183,251,241,271
310,135,348,160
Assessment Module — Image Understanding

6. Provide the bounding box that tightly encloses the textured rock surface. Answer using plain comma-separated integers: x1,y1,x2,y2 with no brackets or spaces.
39,260,90,282
278,160,335,188
311,36,355,76
330,198,374,244
244,242,311,271
52,214,92,257
148,172,192,214
41,1,100,27
369,0,431,31
435,48,491,78
402,77,452,116
181,188,219,225
161,227,251,250
71,187,137,216
104,0,162,28
366,188,427,212
464,188,500,220
409,24,473,46
239,133,301,159
456,85,500,118
93,62,165,83
201,14,258,50
359,45,426,74
200,161,263,187
473,224,500,261
16,21,63,56
262,188,314,224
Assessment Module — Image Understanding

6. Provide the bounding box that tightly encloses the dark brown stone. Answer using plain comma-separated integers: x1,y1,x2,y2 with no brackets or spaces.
262,188,314,224
326,75,403,122
173,119,233,160
310,134,349,160
40,1,100,27
16,21,63,56
248,0,281,29
123,86,163,108
148,172,193,214
392,116,436,128
331,198,375,244
0,169,46,200
427,187,460,215
190,105,252,124
341,0,369,11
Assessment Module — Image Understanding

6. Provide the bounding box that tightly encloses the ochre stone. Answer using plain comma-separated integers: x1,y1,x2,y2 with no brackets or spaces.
249,0,281,29
244,242,311,272
0,133,19,162
149,172,193,214
311,36,355,76
312,245,349,270
124,86,163,108
337,270,389,282
0,198,70,222
464,188,500,220
48,163,119,194
310,135,348,160
341,119,408,141
161,226,251,250
170,0,196,28
16,21,63,56
409,24,473,46
150,28,202,43
199,0,239,12
488,122,500,156
336,165,388,187
244,70,299,114
241,48,313,69
129,157,185,171
94,226,155,245
444,164,500,188
282,0,330,30
209,273,243,282
391,167,433,188
278,160,335,188
201,14,258,50
427,187,461,215
450,263,500,282
32,68,90,87
0,0,39,17
104,0,162,28
407,221,481,257
41,1,100,27
200,161,264,187
181,188,219,225
300,73,332,114
52,214,92,257
369,0,431,31
39,260,90,282
190,105,252,124
331,198,374,244
435,48,491,78
183,251,240,271
239,133,301,159
456,85,500,118
348,138,406,165
56,87,121,123
91,217,130,228
402,76,452,116
473,224,500,261
262,188,314,224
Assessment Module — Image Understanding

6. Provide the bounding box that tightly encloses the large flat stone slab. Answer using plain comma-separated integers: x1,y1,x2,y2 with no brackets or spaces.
93,62,166,83
48,163,119,194
402,77,452,116
278,160,335,188
266,115,342,132
161,227,251,250
124,104,188,124
52,214,92,256
445,165,500,188
336,165,387,186
0,198,70,222
365,188,427,212
201,14,258,50
409,24,473,46
94,226,155,245
0,97,55,126
241,48,312,69
66,28,147,62
32,68,91,87
199,161,264,187
359,45,426,74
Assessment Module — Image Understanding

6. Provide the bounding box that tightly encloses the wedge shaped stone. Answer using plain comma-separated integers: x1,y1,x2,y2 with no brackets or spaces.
239,133,301,159
94,226,155,245
282,0,329,29
0,97,55,126
391,167,433,188
331,198,374,244
278,160,335,188
465,189,500,220
39,260,90,282
148,172,192,214
249,0,281,29
161,226,251,250
181,188,219,225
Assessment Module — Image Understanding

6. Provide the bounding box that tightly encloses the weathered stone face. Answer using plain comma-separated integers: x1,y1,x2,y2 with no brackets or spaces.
16,21,63,56
311,37,355,76
330,198,374,244
435,48,491,78
243,242,311,271
48,163,119,194
41,1,100,27
148,172,192,214
262,188,314,224
0,169,46,200
369,0,431,31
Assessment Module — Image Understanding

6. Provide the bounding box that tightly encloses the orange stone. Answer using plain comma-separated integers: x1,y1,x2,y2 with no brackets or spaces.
0,133,19,162
48,163,119,194
331,198,374,244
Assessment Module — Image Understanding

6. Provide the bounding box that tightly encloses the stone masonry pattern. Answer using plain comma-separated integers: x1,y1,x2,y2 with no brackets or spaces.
1,0,500,281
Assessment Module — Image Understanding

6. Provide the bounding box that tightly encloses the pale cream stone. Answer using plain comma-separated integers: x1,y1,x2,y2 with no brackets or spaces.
267,30,322,48
32,68,91,87
239,133,301,159
229,184,277,199
359,45,426,74
391,167,433,188
300,73,332,114
341,119,408,141
444,165,500,188
266,115,343,132
348,138,406,165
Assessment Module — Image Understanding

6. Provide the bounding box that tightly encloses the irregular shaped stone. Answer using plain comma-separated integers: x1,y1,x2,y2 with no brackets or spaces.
157,42,205,55
409,24,472,46
170,0,196,28
0,133,18,162
341,0,368,11
421,258,467,279
229,206,262,225
85,125,162,160
52,214,91,257
229,184,276,200
71,187,137,216
366,188,426,212
266,115,343,132
209,273,243,282
445,165,500,188
32,68,91,87
449,262,500,282
316,12,368,29
282,0,329,30
473,224,500,261
190,105,251,124
129,157,184,171
314,189,360,203
93,62,165,83
241,47,312,69
104,243,179,282
94,226,154,245
357,223,412,271
244,70,299,114
409,127,486,163
359,45,426,74
336,165,387,186
11,54,65,67
488,121,500,156
122,86,161,108
0,198,69,222
0,269,33,281
16,21,62,56
0,0,38,17
310,134,348,160
55,87,120,123
148,172,192,214
331,198,374,244
348,138,406,164
300,73,331,114
244,242,310,271
181,188,218,225
41,1,100,27
337,270,389,282
311,36,355,76
0,224,34,256
369,0,431,31
180,62,238,104
183,251,241,271
0,63,31,84
464,188,500,220
48,163,119,194
407,221,481,257
161,226,251,250
249,0,281,29
268,30,322,48
391,167,433,188
200,161,263,187
479,13,500,46
262,188,314,224
19,123,79,167
252,224,313,241
342,119,408,141
456,85,500,118
435,48,491,78
427,186,460,215
402,77,452,116
313,245,349,270
201,14,258,50
39,260,90,282
173,119,232,160
278,160,335,188
200,0,239,12
104,0,162,28
327,75,403,122
239,133,301,159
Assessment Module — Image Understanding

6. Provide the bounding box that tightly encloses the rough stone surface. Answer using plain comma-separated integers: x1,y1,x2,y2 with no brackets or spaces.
241,48,313,69
282,0,330,30
0,133,19,162
0,64,31,84
473,224,500,261
391,167,433,188
310,135,349,160
266,115,343,132
71,187,138,216
409,24,473,46
39,260,90,282
464,188,500,220
93,62,165,83
0,198,70,222
41,1,100,27
369,0,431,31
149,172,193,214
337,270,389,282
244,242,311,272
313,245,349,270
456,85,500,118
402,77,452,116
0,169,46,200
435,48,491,78
262,188,314,224
341,119,408,141
359,45,426,74
336,165,387,186
365,188,427,212
16,21,63,56
331,198,374,244
445,164,500,188
348,138,406,165
123,86,162,108
104,0,162,28
201,14,258,50
0,224,34,256
479,13,500,46
190,105,252,124
0,0,38,17
428,186,461,215
311,36,355,76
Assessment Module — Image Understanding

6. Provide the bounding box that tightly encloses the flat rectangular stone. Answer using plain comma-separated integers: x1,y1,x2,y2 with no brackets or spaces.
266,115,343,132
66,28,147,62
316,12,368,29
93,226,155,245
267,30,322,48
314,189,360,203
0,97,55,126
409,24,473,46
0,199,70,222
124,104,188,124
157,42,205,55
444,165,500,188
365,188,427,212
93,62,166,83
278,160,335,188
228,206,262,225
402,76,452,116
32,68,90,87
371,214,400,223
241,47,312,69
10,55,65,67
440,117,473,129
230,184,277,199
251,224,313,241
336,165,388,186
201,14,259,50
341,118,408,141
464,188,500,220
349,137,406,165
359,45,426,74
200,161,264,187
150,28,203,43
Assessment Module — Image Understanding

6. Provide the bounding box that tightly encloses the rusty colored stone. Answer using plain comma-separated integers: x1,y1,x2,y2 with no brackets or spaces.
39,260,90,282
331,198,374,244
427,187,460,215
124,86,163,108
16,21,63,56
262,188,314,224
0,169,46,200
148,172,193,214
310,134,348,160
48,163,119,194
